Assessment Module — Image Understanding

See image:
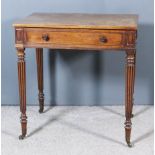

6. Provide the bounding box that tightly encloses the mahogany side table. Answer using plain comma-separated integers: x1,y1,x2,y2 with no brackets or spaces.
13,13,138,147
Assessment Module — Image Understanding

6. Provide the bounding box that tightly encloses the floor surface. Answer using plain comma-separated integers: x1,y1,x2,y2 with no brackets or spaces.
2,106,154,155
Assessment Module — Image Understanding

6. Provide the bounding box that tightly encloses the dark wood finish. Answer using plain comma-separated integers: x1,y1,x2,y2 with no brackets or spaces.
17,48,27,140
13,13,138,146
36,48,44,113
125,49,136,147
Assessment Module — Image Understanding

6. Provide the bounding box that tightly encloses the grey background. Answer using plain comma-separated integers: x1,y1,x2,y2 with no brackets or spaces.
2,0,154,106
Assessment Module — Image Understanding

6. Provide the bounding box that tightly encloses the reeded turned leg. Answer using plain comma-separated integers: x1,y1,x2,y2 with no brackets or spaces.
125,49,136,147
17,48,27,140
36,48,44,113
131,51,136,118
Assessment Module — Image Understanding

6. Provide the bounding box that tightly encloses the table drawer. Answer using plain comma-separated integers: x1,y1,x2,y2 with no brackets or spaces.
24,28,125,49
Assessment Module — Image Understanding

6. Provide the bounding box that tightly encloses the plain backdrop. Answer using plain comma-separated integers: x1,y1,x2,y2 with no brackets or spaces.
1,0,154,106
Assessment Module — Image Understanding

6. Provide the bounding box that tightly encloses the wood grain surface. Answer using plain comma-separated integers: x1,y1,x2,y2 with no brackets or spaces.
24,28,127,49
13,13,138,30
14,13,138,146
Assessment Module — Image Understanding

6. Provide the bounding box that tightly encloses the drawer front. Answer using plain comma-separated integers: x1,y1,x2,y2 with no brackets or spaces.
24,28,126,49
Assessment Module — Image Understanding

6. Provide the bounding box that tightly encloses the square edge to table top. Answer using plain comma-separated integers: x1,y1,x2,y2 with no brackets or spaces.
13,13,138,30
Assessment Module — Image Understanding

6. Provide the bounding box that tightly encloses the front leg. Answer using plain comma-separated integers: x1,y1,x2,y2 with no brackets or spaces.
131,51,136,118
125,49,136,147
17,48,27,140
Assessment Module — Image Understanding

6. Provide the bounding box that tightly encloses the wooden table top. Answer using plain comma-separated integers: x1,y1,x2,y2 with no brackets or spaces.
13,13,138,30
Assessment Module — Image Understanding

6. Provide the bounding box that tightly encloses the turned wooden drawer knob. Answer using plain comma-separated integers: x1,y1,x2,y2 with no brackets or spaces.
99,36,107,43
42,34,49,41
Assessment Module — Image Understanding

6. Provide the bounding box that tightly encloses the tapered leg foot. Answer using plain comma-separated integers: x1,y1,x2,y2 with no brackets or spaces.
39,108,43,113
126,134,133,147
19,135,26,140
125,121,132,147
127,142,133,147
126,131,133,147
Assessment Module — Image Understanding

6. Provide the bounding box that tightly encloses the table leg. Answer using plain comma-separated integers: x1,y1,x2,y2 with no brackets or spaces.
36,48,44,113
131,51,136,118
125,49,136,147
17,48,27,140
